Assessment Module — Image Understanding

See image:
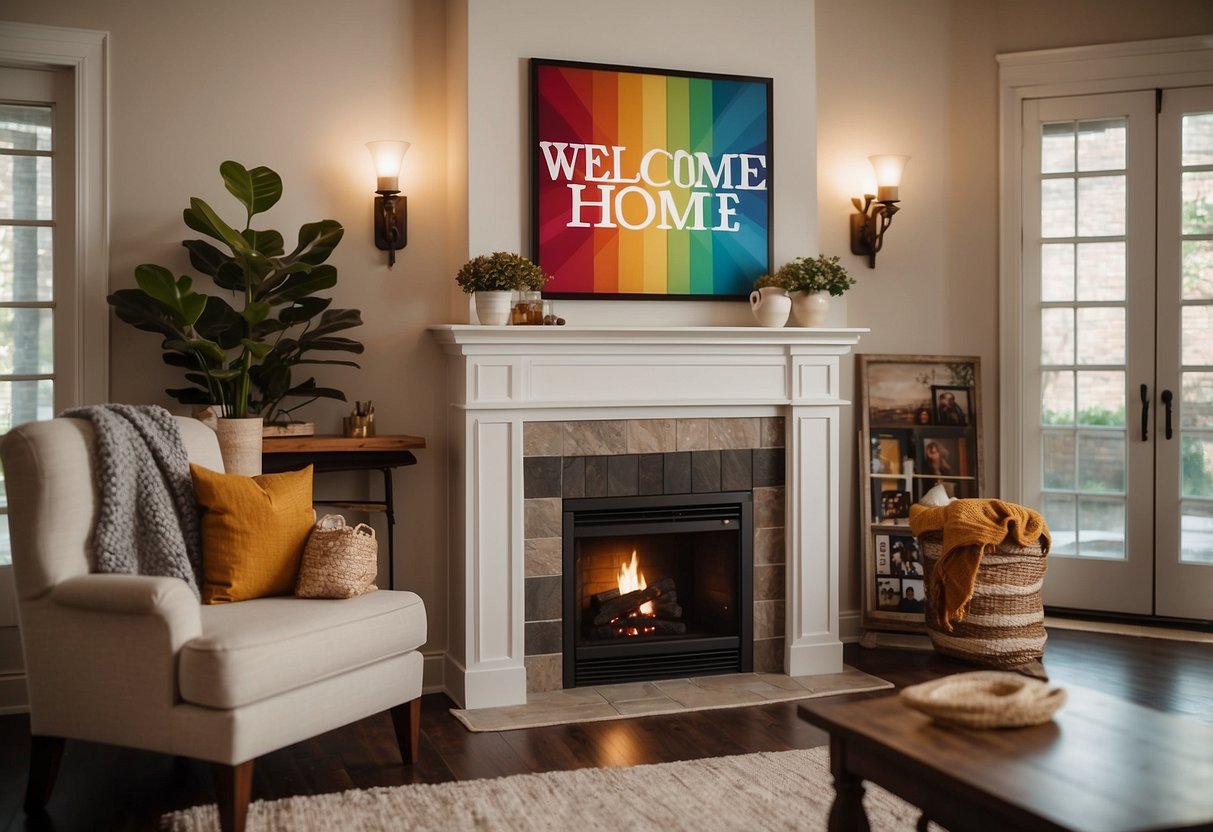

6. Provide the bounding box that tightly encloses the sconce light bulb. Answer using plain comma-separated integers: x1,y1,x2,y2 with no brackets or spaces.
868,154,910,202
367,140,411,192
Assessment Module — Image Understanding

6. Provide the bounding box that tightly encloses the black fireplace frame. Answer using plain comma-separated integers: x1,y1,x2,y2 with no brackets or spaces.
562,490,754,688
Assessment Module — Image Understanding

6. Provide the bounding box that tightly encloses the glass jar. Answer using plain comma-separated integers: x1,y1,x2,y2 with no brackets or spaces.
512,290,544,325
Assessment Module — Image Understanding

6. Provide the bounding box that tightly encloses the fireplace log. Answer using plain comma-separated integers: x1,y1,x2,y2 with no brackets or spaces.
588,618,688,639
590,587,620,609
591,578,677,626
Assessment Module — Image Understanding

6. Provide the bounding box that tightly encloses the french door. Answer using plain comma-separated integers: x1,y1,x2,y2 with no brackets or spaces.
1021,87,1213,620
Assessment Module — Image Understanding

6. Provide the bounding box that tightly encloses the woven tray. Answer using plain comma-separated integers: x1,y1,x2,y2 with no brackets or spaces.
900,670,1066,728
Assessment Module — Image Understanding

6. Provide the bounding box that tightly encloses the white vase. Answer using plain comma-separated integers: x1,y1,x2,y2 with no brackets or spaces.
474,291,513,325
790,290,830,327
749,286,791,327
215,417,264,476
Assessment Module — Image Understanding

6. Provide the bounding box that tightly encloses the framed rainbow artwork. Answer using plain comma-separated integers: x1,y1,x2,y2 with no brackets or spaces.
530,59,773,300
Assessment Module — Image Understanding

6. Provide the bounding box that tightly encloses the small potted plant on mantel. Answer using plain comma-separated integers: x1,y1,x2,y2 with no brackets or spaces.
455,251,551,325
777,254,855,327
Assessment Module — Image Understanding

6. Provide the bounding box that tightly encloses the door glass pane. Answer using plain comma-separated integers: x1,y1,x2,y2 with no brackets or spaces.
0,379,54,432
1077,119,1126,171
1043,494,1077,555
1042,370,1075,425
0,103,52,150
1041,243,1074,301
1043,431,1075,489
1180,501,1213,564
1181,372,1213,429
1078,175,1126,236
1182,240,1213,300
1076,371,1124,426
0,226,53,301
1181,112,1213,165
0,308,53,374
1181,435,1213,498
1042,122,1075,173
1076,242,1125,301
1078,497,1125,558
1078,432,1125,493
1181,305,1213,365
1076,307,1124,365
0,155,52,220
1041,307,1074,364
1041,178,1075,237
1182,171,1213,235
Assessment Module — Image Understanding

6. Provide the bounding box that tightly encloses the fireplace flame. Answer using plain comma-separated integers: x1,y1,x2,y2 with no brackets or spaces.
618,551,655,616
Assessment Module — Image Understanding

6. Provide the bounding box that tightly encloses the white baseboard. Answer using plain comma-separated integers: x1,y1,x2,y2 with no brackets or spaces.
422,650,446,695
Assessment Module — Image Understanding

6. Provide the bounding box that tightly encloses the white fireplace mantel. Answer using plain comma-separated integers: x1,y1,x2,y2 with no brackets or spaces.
431,325,866,709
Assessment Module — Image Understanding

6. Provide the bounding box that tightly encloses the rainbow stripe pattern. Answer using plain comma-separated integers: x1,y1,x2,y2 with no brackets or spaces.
532,61,772,298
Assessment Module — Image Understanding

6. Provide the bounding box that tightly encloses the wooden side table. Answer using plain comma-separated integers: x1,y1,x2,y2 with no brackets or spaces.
261,434,425,589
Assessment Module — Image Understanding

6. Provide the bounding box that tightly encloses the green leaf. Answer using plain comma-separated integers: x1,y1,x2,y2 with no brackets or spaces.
165,386,215,405
264,264,338,304
278,296,331,324
283,220,344,266
242,300,272,326
164,337,227,365
310,307,363,336
182,239,232,277
212,260,248,292
133,264,207,326
183,197,248,251
108,288,188,339
242,227,285,258
220,161,282,221
242,338,273,360
296,336,364,354
194,295,245,349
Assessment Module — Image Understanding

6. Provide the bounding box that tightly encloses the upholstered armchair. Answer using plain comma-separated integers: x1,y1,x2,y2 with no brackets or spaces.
1,416,428,832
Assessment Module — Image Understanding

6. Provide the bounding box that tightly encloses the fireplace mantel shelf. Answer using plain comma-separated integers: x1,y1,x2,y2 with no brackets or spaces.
431,323,865,709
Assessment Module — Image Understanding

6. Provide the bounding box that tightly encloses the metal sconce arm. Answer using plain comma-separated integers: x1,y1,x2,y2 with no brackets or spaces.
850,194,901,269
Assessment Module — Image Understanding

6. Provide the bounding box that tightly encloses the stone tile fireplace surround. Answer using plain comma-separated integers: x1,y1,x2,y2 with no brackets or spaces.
431,325,864,709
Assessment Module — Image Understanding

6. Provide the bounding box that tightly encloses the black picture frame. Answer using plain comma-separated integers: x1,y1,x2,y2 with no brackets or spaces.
932,385,971,427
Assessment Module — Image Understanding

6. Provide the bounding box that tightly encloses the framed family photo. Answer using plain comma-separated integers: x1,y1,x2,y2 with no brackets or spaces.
856,354,984,633
530,58,773,300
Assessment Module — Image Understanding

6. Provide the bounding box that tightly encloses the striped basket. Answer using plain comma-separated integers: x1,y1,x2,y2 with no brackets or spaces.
917,533,1049,672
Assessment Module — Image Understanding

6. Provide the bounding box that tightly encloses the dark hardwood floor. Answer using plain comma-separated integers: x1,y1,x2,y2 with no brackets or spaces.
0,627,1209,831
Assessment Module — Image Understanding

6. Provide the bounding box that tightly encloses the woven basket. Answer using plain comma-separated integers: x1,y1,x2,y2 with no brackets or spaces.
918,533,1048,671
900,671,1066,728
296,514,378,599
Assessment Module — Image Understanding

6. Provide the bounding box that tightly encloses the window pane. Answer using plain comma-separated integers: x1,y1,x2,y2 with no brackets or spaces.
1041,178,1075,237
1078,432,1125,493
0,103,52,151
1076,307,1124,365
0,226,53,302
1183,171,1213,235
1041,243,1074,302
1077,175,1125,236
1041,307,1074,365
1043,493,1077,555
1182,240,1213,300
1043,430,1075,489
1077,119,1126,171
0,308,53,373
1182,305,1213,365
1076,242,1125,302
1078,497,1125,559
1042,370,1075,425
1182,436,1213,498
1042,122,1075,174
1076,371,1124,426
0,516,8,567
1182,372,1213,430
1180,501,1213,565
0,379,53,432
0,155,52,220
1182,112,1213,166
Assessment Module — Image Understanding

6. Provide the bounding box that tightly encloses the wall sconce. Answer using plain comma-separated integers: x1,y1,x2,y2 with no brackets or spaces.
850,154,909,269
367,140,410,267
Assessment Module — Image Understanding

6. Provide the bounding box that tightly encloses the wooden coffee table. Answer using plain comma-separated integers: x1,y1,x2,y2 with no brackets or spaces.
799,683,1213,832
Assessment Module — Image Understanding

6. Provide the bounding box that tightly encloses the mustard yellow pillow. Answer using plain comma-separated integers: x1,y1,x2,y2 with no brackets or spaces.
191,464,315,604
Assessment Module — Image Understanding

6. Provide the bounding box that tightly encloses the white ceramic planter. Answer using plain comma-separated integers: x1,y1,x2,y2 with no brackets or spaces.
749,286,791,327
790,290,830,327
215,417,264,476
474,291,513,326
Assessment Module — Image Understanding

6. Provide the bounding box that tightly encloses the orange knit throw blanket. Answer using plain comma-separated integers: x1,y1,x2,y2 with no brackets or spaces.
908,499,1050,632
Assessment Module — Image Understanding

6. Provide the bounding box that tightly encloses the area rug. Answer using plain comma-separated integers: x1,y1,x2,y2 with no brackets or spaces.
451,665,893,732
162,746,931,832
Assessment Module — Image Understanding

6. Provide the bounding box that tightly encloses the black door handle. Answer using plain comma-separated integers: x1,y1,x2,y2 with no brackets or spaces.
1161,389,1173,440
1140,384,1149,442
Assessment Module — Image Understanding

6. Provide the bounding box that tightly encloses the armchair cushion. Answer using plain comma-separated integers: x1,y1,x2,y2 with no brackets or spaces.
178,590,427,709
191,464,315,604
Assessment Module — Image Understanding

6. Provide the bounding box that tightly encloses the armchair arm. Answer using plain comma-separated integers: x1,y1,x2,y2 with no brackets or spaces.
21,574,203,752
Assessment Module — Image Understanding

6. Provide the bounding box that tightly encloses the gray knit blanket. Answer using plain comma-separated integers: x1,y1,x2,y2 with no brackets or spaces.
62,404,203,598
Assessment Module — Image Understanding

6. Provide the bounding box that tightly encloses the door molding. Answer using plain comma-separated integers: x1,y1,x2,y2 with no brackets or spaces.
998,36,1213,501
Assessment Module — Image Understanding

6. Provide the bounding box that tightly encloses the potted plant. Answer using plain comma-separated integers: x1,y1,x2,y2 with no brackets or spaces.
776,254,855,327
455,251,550,325
108,161,364,470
